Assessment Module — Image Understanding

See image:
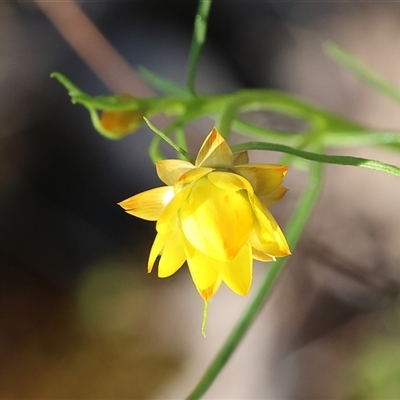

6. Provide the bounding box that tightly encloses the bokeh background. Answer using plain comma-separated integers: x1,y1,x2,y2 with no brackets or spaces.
1,1,400,398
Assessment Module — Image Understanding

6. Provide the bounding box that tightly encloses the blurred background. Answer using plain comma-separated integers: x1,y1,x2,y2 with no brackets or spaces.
1,0,400,398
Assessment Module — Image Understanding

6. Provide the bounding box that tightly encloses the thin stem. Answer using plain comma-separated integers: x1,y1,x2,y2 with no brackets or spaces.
232,118,303,146
138,67,189,97
144,118,194,163
187,0,213,95
231,141,400,178
175,126,189,160
201,300,209,338
325,41,400,106
186,161,323,400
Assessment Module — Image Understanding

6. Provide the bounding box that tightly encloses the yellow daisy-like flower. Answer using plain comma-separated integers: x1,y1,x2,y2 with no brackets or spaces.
119,128,290,301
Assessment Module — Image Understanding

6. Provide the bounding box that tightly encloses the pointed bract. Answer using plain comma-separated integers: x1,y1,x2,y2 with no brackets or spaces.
233,164,287,198
118,186,173,221
156,159,194,185
232,151,249,165
158,224,186,277
219,243,252,296
195,128,233,168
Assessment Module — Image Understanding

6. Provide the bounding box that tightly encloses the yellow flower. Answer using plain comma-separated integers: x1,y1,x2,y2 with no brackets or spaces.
119,128,290,301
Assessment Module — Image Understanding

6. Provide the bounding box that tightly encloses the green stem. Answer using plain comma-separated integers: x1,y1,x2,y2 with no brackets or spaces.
201,300,209,338
138,67,190,96
231,141,400,178
175,126,189,160
149,116,194,163
321,130,400,148
325,41,400,106
187,0,213,95
144,118,194,163
186,161,323,400
232,118,303,146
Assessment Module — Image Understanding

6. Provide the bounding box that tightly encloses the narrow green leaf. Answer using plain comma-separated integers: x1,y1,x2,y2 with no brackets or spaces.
51,72,86,99
144,117,194,163
231,141,400,178
138,67,189,97
187,0,212,94
325,41,400,105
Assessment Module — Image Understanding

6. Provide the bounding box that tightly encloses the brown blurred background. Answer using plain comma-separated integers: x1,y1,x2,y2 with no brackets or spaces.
1,1,400,399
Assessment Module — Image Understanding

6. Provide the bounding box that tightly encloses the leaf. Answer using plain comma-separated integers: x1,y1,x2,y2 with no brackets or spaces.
231,141,400,178
138,67,189,97
325,41,400,105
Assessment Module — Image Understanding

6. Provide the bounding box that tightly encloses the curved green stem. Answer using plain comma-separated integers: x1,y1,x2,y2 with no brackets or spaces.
231,141,400,178
186,161,323,400
232,118,303,146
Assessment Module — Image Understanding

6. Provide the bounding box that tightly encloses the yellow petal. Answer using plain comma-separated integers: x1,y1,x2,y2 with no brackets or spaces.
207,171,253,194
118,186,172,221
156,159,194,185
199,277,222,301
180,176,254,261
251,246,276,262
195,127,233,168
259,186,288,208
251,196,291,257
148,231,168,273
233,164,288,198
184,239,219,292
158,225,186,277
176,167,212,185
156,184,192,234
220,243,253,296
249,231,275,257
232,151,249,165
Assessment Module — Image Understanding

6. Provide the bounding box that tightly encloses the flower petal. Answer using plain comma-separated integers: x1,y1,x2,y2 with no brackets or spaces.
251,196,291,257
233,164,288,198
249,231,276,258
220,242,252,296
158,224,186,278
176,167,212,185
156,184,192,234
207,171,253,194
148,231,168,273
259,186,288,208
199,278,222,301
156,159,194,185
195,127,233,168
180,177,254,261
232,151,249,165
118,186,172,221
184,239,219,292
251,246,276,262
